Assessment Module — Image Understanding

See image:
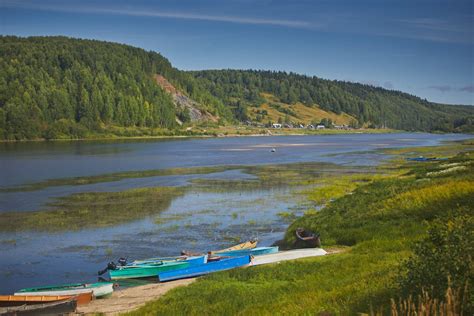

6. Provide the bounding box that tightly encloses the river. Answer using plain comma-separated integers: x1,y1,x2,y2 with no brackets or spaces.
0,133,470,293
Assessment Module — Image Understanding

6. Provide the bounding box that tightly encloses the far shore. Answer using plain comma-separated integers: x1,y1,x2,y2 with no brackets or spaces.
0,127,411,143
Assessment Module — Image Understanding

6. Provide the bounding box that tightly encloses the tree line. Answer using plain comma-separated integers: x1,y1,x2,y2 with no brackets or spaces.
0,36,472,140
191,69,474,132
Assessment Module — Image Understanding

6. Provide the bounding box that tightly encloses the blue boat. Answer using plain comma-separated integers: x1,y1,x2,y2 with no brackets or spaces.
215,246,278,257
406,156,447,162
158,255,251,282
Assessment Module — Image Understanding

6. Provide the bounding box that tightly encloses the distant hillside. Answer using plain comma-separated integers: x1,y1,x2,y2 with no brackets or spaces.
247,93,356,126
0,36,231,140
0,36,472,140
191,69,474,132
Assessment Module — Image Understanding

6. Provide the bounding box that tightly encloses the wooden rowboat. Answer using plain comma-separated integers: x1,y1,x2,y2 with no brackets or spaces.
15,282,113,298
181,240,258,257
158,255,251,282
0,292,92,307
0,298,77,315
295,228,321,248
109,260,189,280
211,240,258,254
215,246,278,257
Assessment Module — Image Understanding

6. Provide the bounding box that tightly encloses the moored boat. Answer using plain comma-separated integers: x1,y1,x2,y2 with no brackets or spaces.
0,298,77,315
15,282,113,298
109,260,189,280
158,255,251,282
214,246,278,257
211,240,258,254
295,228,321,248
0,292,92,307
131,255,207,266
249,248,327,266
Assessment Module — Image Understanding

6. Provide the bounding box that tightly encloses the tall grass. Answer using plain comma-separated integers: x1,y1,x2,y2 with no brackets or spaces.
367,283,469,316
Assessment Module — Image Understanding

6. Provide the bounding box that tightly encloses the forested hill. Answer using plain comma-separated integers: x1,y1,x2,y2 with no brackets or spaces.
0,36,231,140
0,36,472,140
191,70,474,132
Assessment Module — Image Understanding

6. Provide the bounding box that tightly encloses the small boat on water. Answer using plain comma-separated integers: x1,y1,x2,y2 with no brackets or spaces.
109,260,189,280
15,282,113,298
295,228,321,248
0,298,77,315
406,156,447,162
158,255,251,282
215,246,278,257
0,292,92,307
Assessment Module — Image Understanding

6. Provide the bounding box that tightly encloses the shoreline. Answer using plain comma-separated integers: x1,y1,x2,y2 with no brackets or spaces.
76,278,196,315
0,128,417,143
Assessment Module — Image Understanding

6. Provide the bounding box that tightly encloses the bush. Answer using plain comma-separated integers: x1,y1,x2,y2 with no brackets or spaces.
397,215,473,314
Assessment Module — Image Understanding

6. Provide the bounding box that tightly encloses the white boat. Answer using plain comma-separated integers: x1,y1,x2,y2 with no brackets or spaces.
250,248,327,266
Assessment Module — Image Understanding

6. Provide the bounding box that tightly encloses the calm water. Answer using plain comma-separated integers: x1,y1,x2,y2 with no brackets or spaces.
0,133,470,293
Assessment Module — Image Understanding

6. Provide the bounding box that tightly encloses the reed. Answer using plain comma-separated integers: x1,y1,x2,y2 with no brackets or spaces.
366,282,469,316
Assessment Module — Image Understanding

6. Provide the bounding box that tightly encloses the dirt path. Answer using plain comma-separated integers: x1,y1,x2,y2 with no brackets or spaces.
77,279,195,315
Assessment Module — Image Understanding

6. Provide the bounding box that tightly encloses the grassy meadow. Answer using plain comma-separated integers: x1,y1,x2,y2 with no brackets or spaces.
127,140,473,315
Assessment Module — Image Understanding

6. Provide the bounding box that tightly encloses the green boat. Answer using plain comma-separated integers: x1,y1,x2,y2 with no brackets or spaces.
109,261,189,280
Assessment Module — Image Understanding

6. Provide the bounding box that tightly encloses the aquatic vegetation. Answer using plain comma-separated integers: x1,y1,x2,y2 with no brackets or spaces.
105,247,113,256
163,225,181,233
0,239,17,246
276,211,297,222
0,187,184,232
1,165,240,192
154,214,186,225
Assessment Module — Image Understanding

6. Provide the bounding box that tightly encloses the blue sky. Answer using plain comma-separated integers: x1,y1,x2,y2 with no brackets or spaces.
1,0,473,105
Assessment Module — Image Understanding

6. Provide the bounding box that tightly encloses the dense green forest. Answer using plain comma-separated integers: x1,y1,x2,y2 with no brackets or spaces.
191,70,474,132
0,36,472,140
0,36,231,140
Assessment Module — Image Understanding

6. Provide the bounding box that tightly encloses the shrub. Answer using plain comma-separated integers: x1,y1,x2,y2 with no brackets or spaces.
397,215,473,314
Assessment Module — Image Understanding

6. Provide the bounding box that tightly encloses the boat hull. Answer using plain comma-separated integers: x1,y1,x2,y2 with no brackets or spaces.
109,261,189,280
212,240,257,254
0,292,92,307
131,255,207,266
0,298,77,315
15,282,113,298
216,246,278,257
250,248,327,266
158,255,251,282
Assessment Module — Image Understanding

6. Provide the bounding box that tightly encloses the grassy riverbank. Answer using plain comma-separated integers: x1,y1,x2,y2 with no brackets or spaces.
128,140,473,315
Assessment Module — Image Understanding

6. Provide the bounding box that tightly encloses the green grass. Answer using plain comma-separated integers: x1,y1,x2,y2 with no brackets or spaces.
127,142,473,316
0,186,184,232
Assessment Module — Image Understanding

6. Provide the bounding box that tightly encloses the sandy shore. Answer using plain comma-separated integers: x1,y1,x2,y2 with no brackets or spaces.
77,279,195,315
